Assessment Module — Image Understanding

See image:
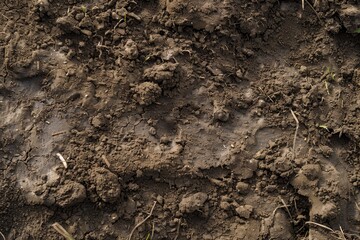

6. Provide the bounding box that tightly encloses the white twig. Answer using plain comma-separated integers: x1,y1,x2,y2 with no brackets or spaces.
51,222,75,240
56,153,68,169
101,155,111,168
301,0,304,10
174,218,181,240
278,197,293,222
305,221,335,233
0,230,5,240
128,201,157,240
290,109,299,160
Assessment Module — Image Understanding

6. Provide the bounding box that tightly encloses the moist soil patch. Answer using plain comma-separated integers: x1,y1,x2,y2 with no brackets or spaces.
1,0,360,239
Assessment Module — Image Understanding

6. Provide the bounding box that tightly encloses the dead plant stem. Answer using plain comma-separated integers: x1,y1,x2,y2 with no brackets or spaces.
128,201,157,240
174,218,181,240
290,109,299,160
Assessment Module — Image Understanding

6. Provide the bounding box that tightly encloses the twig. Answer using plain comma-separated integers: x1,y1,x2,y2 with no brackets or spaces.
0,13,9,20
258,87,274,103
173,218,181,240
56,153,68,169
51,222,75,240
52,130,67,137
101,155,111,168
304,0,322,23
339,226,346,240
305,221,335,233
0,231,5,240
113,18,124,30
150,222,155,240
278,197,293,222
128,201,157,240
301,0,304,10
290,109,299,160
355,202,360,211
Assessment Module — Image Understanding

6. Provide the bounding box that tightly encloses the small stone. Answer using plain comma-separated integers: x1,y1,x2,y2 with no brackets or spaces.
156,195,164,205
75,12,85,21
254,150,266,160
258,99,266,108
235,205,253,219
81,29,92,36
110,213,119,223
299,65,308,76
213,101,230,122
149,127,157,135
236,69,244,78
213,109,230,122
219,201,231,210
236,182,250,194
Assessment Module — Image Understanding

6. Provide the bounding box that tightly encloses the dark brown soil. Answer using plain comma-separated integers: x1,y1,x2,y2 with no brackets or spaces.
1,0,360,239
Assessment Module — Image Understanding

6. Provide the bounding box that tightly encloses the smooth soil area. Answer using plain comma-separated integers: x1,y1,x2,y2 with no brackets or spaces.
1,0,360,239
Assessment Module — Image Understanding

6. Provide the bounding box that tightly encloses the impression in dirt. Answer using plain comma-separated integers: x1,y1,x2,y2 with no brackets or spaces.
1,0,360,239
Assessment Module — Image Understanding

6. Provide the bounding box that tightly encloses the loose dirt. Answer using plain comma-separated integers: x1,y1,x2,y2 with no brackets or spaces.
1,0,360,239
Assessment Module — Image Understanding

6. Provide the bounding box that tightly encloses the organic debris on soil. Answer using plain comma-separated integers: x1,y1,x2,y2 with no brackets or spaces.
1,0,360,239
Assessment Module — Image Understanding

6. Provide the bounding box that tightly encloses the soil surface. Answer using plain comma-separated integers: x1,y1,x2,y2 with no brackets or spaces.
1,0,360,239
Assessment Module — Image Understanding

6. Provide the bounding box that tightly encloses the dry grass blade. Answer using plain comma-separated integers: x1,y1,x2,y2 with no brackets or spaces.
56,153,68,169
278,197,293,222
307,222,360,240
304,0,321,22
128,201,157,240
339,226,346,240
150,222,155,240
173,218,181,240
101,155,111,168
355,202,360,211
0,231,5,240
300,0,321,23
51,222,75,240
306,221,335,233
290,109,299,160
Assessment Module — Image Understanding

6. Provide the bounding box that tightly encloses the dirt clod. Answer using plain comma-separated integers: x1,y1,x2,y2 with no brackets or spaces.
122,39,139,60
236,182,250,194
55,181,87,207
90,167,121,203
133,82,162,106
269,210,294,240
213,101,230,122
179,192,208,214
235,205,253,219
143,62,178,88
91,114,108,129
2,0,360,238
